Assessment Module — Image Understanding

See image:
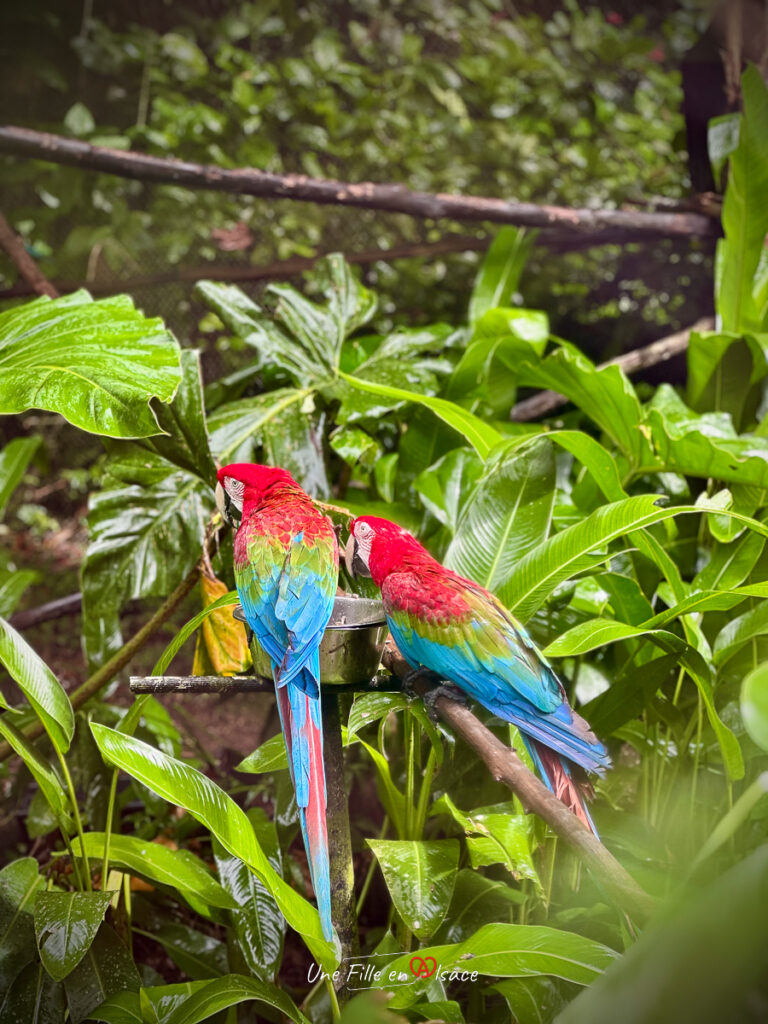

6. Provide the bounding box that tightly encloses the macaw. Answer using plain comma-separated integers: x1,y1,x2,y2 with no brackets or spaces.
345,515,610,833
216,463,338,938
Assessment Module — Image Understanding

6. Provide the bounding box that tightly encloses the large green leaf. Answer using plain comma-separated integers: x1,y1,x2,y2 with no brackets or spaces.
159,974,310,1024
541,430,626,503
207,388,312,464
0,718,70,829
62,922,140,1024
447,308,548,415
0,960,66,1024
194,281,319,384
408,999,465,1023
131,349,217,485
741,662,768,754
214,808,285,982
375,922,617,1009
468,227,536,323
0,437,41,519
338,371,502,458
138,923,227,980
445,438,555,589
235,732,289,774
151,590,239,676
435,795,539,889
713,600,768,668
70,834,237,911
491,977,565,1024
0,858,44,1002
363,323,456,364
413,447,483,533
367,840,459,941
262,400,331,498
716,66,768,334
556,846,768,1024
515,342,651,465
433,870,525,945
89,724,334,968
543,618,684,658
499,495,667,621
0,616,74,753
89,982,205,1024
335,358,442,425
0,569,39,618
500,496,768,622
641,583,768,629
685,331,768,431
0,291,181,437
693,529,766,591
329,425,381,470
269,253,377,373
34,891,113,982
646,385,768,488
81,451,211,667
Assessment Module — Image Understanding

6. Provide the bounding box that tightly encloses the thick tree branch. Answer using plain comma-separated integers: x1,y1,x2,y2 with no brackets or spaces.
0,208,58,297
510,316,716,422
381,643,656,923
0,126,718,240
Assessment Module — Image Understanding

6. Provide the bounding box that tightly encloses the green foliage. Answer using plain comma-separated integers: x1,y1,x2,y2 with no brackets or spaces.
366,839,459,941
0,292,181,437
0,1,695,333
34,890,114,981
89,723,334,968
1,61,768,1024
557,847,768,1024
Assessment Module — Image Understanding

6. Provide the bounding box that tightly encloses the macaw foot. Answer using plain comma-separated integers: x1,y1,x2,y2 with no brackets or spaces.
400,666,442,698
422,681,470,719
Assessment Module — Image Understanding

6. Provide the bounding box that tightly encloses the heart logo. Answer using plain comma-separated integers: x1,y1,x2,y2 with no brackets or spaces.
409,955,438,978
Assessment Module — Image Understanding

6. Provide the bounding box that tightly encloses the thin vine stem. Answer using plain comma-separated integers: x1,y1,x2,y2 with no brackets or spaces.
56,750,92,891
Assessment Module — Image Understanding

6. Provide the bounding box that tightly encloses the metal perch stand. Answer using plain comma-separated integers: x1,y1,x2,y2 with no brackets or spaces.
131,595,394,984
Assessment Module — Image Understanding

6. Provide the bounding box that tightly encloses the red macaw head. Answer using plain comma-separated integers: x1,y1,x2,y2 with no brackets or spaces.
345,514,421,584
215,463,297,526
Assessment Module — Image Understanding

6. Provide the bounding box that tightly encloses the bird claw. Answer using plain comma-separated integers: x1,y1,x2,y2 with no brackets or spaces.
422,682,469,720
399,666,440,699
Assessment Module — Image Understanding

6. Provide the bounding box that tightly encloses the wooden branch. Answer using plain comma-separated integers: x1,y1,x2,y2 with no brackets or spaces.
0,208,58,297
0,126,718,240
10,593,82,630
510,316,716,422
130,675,273,694
381,642,656,923
0,227,695,302
129,674,402,695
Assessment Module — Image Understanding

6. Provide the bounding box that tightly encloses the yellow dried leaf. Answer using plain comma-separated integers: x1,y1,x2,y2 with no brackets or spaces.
196,570,252,676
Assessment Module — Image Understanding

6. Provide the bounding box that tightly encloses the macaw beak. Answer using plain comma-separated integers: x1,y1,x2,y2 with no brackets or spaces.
344,533,371,578
215,482,241,529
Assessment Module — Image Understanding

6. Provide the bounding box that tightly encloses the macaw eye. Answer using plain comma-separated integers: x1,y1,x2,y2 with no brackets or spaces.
215,480,242,528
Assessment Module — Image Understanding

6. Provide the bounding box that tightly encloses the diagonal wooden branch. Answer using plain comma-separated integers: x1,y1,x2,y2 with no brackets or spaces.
0,208,58,297
510,316,715,422
0,125,718,240
381,643,656,923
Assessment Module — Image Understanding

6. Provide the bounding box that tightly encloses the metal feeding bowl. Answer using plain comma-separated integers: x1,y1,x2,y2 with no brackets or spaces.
233,594,388,686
